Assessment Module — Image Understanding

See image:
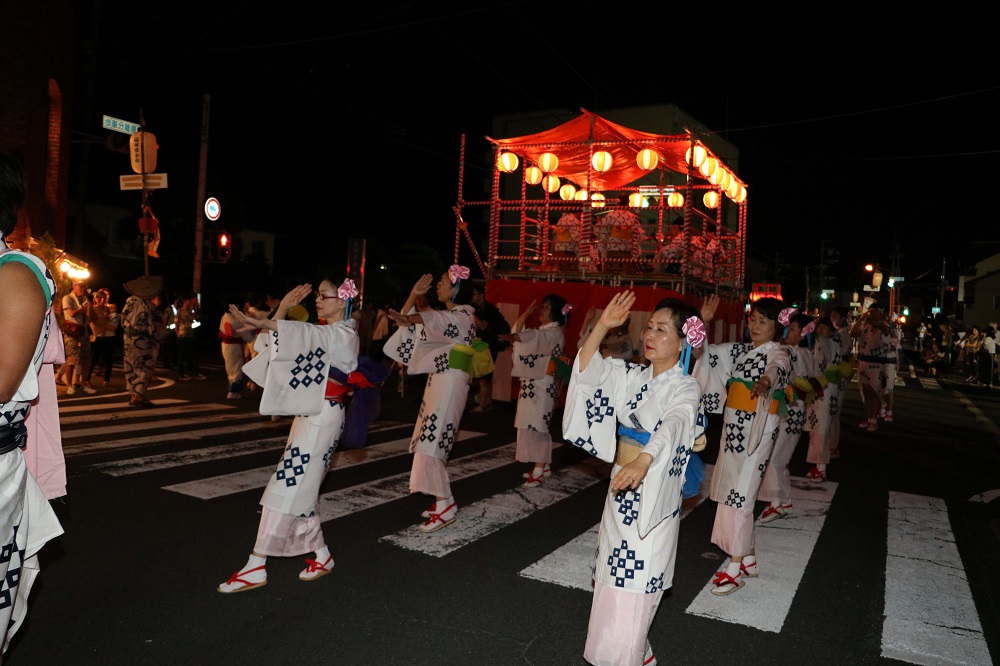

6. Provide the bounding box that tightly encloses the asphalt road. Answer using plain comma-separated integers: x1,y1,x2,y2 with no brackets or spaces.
6,358,1000,666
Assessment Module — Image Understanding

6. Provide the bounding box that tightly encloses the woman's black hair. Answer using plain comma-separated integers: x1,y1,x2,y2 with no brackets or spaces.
750,297,784,341
653,297,703,374
544,293,569,326
788,313,814,347
815,316,834,332
450,274,474,305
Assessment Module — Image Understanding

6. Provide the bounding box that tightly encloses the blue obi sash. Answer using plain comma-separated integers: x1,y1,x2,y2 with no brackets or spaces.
616,423,704,499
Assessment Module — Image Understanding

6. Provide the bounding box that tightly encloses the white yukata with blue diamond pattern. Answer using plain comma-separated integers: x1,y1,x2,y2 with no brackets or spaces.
563,351,700,666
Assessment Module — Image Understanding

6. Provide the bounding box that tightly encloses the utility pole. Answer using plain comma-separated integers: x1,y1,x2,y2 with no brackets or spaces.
193,94,210,295
940,257,946,314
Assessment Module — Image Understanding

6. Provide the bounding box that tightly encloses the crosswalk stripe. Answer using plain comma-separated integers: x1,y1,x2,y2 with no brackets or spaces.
381,453,605,557
881,491,990,665
61,402,234,425
63,419,289,456
58,398,188,413
519,464,715,591
684,478,838,633
162,430,487,499
63,412,267,439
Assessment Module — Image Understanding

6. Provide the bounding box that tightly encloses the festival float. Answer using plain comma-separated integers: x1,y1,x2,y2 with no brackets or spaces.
449,108,752,400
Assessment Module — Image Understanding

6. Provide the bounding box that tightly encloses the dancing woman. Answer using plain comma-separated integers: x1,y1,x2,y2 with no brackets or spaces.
216,277,359,593
564,291,704,666
384,265,478,532
499,294,568,487
695,295,790,596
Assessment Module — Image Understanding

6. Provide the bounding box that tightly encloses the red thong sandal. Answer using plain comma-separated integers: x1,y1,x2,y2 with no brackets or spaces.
710,570,745,596
419,502,457,533
740,559,759,578
299,555,334,581
217,565,267,594
523,469,547,487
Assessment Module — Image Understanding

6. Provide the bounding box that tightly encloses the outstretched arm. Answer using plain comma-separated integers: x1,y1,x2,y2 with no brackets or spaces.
579,291,635,373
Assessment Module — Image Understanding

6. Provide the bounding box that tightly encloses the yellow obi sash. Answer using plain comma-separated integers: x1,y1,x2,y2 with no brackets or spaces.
725,379,780,415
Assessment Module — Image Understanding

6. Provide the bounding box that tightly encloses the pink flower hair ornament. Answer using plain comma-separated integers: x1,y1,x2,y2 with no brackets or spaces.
682,316,707,348
561,303,573,316
448,264,470,283
338,278,359,320
801,321,816,336
778,307,798,327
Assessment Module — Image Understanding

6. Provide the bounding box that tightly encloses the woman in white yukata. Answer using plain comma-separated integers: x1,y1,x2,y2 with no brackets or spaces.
758,309,816,523
564,292,704,666
804,316,838,481
385,265,478,533
695,295,791,596
499,293,568,487
216,277,359,593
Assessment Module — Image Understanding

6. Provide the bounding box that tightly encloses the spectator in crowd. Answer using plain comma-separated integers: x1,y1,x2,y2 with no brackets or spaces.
977,326,997,388
60,279,95,394
470,283,511,412
175,292,205,381
159,294,179,371
218,299,257,399
87,287,119,387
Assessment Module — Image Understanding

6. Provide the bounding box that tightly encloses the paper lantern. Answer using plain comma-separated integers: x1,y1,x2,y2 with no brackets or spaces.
590,192,606,208
726,178,740,200
627,193,645,207
591,150,613,172
698,157,717,179
709,166,725,186
685,144,707,168
666,192,685,208
524,165,543,185
719,170,732,190
496,152,519,173
574,189,589,201
735,184,747,203
636,148,659,170
559,183,577,201
538,152,559,173
542,174,561,193
703,191,719,208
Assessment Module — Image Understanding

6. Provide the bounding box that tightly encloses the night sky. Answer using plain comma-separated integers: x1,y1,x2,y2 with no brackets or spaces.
70,3,1000,308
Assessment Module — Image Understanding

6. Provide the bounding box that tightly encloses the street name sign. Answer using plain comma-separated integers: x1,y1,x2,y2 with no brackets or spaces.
120,173,168,190
103,115,141,135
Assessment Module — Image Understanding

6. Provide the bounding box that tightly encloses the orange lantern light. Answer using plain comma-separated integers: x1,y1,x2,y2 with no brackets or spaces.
636,148,659,170
703,191,719,208
698,157,718,179
524,165,543,185
574,189,589,201
709,166,725,186
590,192,606,208
735,184,747,203
719,169,732,190
496,151,519,173
666,192,685,208
685,144,707,168
591,150,613,172
627,193,645,207
559,183,577,201
538,152,559,173
542,174,561,193
726,178,740,200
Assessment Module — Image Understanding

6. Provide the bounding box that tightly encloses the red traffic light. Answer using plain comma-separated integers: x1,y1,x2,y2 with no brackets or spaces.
215,231,231,261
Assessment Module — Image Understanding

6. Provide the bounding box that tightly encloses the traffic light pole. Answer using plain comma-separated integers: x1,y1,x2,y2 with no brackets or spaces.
193,94,210,295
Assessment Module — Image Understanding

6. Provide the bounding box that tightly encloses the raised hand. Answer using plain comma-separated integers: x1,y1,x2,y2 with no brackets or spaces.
411,274,434,297
599,291,635,329
280,284,312,311
700,294,720,322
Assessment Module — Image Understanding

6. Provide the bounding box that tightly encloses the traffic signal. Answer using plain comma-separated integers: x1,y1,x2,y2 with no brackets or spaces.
215,231,231,262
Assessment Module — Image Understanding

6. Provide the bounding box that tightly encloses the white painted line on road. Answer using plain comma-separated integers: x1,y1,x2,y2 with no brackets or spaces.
63,419,289,456
58,398,188,413
382,453,605,558
61,402,234,425
62,412,268,439
685,478,838,633
969,488,1000,504
882,492,990,665
519,463,716,591
93,437,287,476
953,390,1000,441
162,431,486,499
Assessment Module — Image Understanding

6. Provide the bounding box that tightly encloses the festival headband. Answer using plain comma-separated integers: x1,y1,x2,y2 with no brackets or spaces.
448,264,470,301
680,316,706,376
338,278,359,320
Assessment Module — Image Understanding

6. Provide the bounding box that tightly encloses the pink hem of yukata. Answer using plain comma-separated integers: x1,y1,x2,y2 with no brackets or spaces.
515,428,552,464
711,503,756,556
253,506,324,557
409,450,451,498
584,581,662,666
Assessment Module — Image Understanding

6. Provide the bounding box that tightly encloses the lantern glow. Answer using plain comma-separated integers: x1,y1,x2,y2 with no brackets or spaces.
636,148,659,170
591,150,613,172
685,144,707,168
703,191,719,208
559,183,577,201
496,152,519,173
542,174,561,193
666,192,684,208
538,152,559,173
590,192,606,208
524,165,543,185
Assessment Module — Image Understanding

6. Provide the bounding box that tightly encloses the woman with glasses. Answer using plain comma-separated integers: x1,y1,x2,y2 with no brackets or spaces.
216,276,359,593
384,265,478,532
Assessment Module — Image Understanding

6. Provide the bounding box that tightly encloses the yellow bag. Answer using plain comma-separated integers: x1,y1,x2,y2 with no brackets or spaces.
468,339,495,379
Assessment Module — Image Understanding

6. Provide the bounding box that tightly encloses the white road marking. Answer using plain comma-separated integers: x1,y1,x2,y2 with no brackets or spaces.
380,453,606,557
63,419,289,456
953,390,1000,441
58,398,188,413
519,463,716,591
969,488,1000,504
882,492,990,665
162,430,486,499
61,402,234,425
62,412,276,440
94,437,287,476
685,478,838,633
